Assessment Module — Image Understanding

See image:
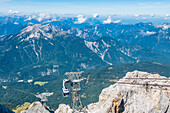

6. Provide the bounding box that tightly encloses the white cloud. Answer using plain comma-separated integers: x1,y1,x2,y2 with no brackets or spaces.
93,13,99,18
165,14,170,19
133,14,153,18
103,16,112,24
37,13,51,22
142,17,146,20
24,15,37,21
133,14,141,17
165,14,170,17
164,17,170,20
113,20,121,23
8,10,19,14
74,15,87,24
25,14,53,22
150,14,155,17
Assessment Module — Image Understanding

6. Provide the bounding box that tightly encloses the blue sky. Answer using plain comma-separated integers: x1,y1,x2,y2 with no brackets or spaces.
0,0,170,15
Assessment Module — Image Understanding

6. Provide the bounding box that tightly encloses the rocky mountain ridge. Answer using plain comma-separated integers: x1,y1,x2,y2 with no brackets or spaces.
1,17,170,57
16,71,170,113
56,71,170,113
0,61,169,110
1,23,169,81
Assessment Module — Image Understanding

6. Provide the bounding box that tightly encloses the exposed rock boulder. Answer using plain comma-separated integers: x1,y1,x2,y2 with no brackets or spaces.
22,71,169,113
21,101,54,113
55,104,73,113
86,70,170,113
13,102,31,113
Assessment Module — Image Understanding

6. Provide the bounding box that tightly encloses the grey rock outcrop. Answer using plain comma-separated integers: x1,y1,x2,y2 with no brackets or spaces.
55,104,73,113
21,101,54,113
86,71,170,113
56,70,170,113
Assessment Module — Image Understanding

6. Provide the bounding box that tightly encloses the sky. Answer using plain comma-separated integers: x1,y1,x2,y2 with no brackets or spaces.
0,0,170,15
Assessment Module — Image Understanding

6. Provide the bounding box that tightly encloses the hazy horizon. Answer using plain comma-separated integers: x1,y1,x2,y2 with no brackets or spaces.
0,0,170,16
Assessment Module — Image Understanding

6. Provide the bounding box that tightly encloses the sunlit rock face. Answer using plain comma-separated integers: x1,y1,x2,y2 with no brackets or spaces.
21,71,169,113
21,101,52,113
56,71,169,113
55,104,73,113
86,71,170,113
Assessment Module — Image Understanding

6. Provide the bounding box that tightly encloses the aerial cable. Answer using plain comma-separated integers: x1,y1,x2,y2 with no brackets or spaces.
87,80,170,91
89,77,170,80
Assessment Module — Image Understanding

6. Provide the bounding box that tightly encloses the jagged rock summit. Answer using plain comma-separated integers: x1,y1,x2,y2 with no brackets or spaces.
21,101,54,113
56,70,170,113
55,104,73,113
18,71,169,113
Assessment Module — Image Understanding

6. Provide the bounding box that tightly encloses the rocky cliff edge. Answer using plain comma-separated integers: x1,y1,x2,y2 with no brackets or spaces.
56,70,170,113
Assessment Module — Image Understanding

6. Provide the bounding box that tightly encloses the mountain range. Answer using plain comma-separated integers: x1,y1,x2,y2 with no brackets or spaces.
0,21,170,81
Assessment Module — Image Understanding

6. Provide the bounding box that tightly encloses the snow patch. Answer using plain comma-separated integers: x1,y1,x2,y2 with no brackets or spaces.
18,24,57,41
14,22,19,25
76,29,82,36
102,40,111,48
145,31,156,35
141,30,157,36
157,24,170,30
24,16,32,21
113,20,121,23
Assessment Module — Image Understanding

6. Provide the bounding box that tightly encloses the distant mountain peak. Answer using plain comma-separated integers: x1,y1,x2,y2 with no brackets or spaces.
1,17,14,25
17,23,58,41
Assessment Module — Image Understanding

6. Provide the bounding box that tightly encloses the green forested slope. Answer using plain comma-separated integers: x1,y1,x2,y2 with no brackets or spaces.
0,61,169,110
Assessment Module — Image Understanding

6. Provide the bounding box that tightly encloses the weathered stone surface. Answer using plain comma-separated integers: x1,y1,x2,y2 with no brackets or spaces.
55,104,73,113
21,101,53,113
13,102,31,113
26,71,170,113
85,71,170,113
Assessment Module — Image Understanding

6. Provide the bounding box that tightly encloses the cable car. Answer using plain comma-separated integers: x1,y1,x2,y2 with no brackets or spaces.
62,88,69,97
62,79,70,97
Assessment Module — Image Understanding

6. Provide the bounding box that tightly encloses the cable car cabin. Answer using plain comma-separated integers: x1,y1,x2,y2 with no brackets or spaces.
62,88,69,97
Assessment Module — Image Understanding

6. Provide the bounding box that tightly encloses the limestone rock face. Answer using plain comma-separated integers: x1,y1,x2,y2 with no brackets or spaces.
21,101,52,113
86,71,170,113
55,104,73,113
13,102,31,113
19,71,169,113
